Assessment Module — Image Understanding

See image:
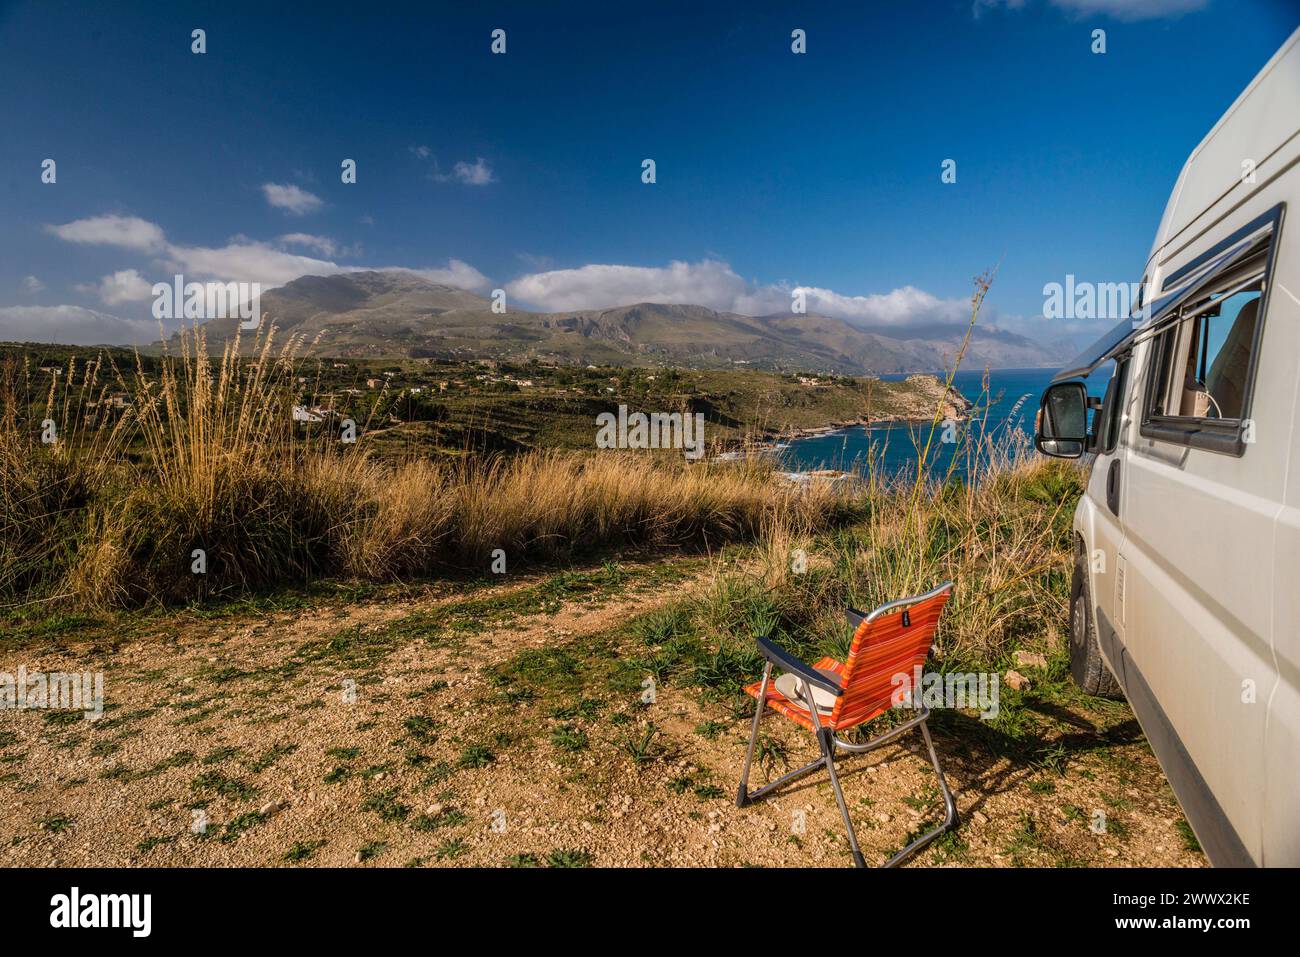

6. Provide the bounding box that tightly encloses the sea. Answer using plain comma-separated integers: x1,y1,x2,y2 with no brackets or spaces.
778,367,1104,480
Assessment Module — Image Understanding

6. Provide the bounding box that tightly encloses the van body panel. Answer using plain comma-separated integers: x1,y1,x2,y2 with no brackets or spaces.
1118,191,1294,864
1263,214,1300,867
1095,606,1255,867
1064,28,1300,866
1150,30,1300,264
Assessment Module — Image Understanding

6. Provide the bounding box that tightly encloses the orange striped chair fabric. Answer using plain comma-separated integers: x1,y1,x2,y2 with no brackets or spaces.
743,588,952,732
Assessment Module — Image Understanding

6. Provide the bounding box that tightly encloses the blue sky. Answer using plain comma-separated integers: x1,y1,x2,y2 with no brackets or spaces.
0,0,1296,346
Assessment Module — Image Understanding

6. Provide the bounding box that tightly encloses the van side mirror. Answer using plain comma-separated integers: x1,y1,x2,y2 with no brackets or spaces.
1036,381,1089,459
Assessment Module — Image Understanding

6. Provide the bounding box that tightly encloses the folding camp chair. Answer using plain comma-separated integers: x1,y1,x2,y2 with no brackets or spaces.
736,581,957,868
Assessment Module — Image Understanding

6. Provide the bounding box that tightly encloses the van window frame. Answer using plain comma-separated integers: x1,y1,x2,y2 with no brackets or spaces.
1096,356,1130,454
1139,203,1285,456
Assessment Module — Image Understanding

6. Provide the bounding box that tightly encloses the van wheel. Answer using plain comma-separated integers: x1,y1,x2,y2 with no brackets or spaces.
1069,560,1121,698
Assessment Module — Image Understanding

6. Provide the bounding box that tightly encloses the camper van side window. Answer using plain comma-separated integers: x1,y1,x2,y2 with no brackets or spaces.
1141,277,1265,455
1139,219,1278,457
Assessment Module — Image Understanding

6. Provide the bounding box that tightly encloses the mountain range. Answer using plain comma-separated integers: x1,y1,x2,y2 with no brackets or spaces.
185,270,1065,374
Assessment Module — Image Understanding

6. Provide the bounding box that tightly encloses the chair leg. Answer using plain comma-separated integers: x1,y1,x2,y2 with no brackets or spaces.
736,663,771,807
881,717,959,868
820,729,866,868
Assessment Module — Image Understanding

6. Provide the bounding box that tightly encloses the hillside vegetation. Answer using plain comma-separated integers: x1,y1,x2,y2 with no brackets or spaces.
0,341,965,459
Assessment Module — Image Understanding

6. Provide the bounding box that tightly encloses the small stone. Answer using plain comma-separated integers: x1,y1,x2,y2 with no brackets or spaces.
1004,669,1031,691
1013,651,1049,670
972,810,988,826
426,803,443,816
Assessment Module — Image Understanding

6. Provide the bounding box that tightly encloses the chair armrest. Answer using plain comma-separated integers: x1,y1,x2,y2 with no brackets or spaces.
845,607,867,630
754,634,843,696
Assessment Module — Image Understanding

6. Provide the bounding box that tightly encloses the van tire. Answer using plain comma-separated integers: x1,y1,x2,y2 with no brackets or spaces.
1069,560,1122,698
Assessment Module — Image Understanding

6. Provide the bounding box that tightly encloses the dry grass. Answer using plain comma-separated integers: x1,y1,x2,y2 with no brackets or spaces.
0,326,855,611
1,271,1083,668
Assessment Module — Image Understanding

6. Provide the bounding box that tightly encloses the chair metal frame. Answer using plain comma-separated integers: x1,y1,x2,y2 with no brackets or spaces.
735,582,958,868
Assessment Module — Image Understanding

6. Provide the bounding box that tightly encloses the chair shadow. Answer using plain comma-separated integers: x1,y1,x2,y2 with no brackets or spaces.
744,707,1146,824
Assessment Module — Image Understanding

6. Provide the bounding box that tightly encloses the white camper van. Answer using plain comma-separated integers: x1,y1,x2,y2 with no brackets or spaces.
1035,27,1300,868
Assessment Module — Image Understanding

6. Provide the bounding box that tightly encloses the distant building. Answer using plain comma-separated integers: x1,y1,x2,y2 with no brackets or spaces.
292,405,334,423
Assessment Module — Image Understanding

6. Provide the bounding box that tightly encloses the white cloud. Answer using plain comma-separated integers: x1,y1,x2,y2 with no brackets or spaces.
507,258,973,329
1051,0,1206,18
22,275,45,294
427,156,496,186
46,215,166,252
0,305,159,345
77,268,154,306
278,233,338,256
450,158,494,185
975,0,1206,20
409,145,432,160
508,259,751,313
260,182,324,215
388,260,492,293
46,214,491,298
783,284,972,327
163,241,340,287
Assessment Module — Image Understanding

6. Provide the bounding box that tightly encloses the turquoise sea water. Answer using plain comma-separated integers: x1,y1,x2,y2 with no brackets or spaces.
779,368,1068,479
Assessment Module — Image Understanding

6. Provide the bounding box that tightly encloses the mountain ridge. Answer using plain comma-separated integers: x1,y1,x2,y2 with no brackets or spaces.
182,270,1065,374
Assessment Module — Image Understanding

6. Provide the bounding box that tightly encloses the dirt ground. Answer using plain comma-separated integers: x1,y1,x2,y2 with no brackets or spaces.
0,558,1205,868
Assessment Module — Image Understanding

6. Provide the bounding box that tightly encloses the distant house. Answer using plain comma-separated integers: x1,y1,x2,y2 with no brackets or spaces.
292,405,334,423
366,378,381,389
39,366,62,376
